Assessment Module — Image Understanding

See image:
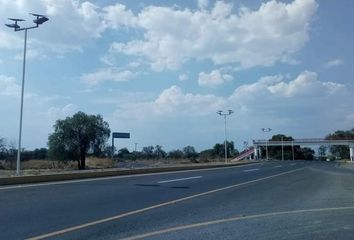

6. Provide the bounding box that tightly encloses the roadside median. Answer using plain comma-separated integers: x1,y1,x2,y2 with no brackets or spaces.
0,161,256,186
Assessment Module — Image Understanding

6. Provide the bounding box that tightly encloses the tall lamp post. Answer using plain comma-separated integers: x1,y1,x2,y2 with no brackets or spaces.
5,14,49,176
217,110,233,163
261,128,272,161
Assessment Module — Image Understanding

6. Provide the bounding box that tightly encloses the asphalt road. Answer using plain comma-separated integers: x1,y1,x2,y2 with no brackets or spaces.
1,161,354,240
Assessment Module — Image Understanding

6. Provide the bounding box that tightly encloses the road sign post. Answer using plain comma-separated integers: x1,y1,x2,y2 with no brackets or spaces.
112,132,130,158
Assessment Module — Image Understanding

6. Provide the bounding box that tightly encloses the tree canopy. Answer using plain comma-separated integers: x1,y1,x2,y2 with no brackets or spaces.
326,128,354,159
48,112,110,169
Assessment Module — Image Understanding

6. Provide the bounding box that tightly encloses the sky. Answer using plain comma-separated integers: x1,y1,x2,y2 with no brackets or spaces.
0,0,354,152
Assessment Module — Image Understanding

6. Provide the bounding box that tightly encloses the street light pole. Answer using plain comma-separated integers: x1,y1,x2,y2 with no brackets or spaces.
5,14,49,176
217,110,233,163
261,128,272,161
16,28,27,176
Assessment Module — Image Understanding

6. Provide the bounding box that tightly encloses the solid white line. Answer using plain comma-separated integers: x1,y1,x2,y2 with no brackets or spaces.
243,168,259,172
274,165,282,168
158,176,202,184
26,167,306,240
0,163,262,190
121,206,354,240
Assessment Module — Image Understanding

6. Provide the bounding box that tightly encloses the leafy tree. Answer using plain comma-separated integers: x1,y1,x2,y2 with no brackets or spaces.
141,146,155,159
300,147,315,160
199,149,215,162
183,146,198,160
267,134,315,160
326,128,354,159
117,148,130,157
318,145,327,160
117,147,136,160
0,138,6,160
48,112,110,170
168,149,184,159
212,141,237,158
154,145,166,159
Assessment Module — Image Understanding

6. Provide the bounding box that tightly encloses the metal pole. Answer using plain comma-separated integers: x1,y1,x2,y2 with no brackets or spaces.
281,137,284,161
16,29,27,176
292,141,295,161
224,115,227,163
266,140,268,161
134,143,138,152
111,136,114,159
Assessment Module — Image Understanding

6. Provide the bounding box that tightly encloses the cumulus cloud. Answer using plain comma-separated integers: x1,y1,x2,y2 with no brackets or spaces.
14,49,47,61
0,75,21,97
112,0,318,71
0,0,104,53
178,73,189,82
114,71,349,128
1,0,318,70
230,71,345,101
102,3,137,28
325,58,344,68
198,0,210,10
115,85,226,120
47,103,78,120
81,68,136,86
198,69,233,87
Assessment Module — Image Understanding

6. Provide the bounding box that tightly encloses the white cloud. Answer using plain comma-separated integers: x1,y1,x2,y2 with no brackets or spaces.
112,0,318,71
47,103,78,120
198,69,233,87
325,58,344,68
0,0,105,53
115,85,226,120
198,0,209,9
14,49,47,61
230,71,345,101
0,75,21,97
114,71,350,130
0,31,22,49
178,73,189,81
102,3,137,28
81,68,136,86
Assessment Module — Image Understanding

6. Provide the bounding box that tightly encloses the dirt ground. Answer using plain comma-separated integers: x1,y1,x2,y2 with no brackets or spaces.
0,157,234,177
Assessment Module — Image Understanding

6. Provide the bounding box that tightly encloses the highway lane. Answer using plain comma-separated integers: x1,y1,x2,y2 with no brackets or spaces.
0,161,341,239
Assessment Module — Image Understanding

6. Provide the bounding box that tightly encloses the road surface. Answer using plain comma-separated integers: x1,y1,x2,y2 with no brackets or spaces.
1,161,354,239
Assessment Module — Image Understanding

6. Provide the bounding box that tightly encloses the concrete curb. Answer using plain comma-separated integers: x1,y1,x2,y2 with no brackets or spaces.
0,161,256,186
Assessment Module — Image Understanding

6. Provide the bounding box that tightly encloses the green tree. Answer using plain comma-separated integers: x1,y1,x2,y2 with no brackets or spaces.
318,145,327,160
48,112,110,170
183,146,198,160
212,141,237,158
154,145,166,159
0,138,6,160
142,146,154,159
168,149,184,159
326,128,354,159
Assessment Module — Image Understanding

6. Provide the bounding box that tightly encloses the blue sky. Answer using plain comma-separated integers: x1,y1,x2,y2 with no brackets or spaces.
0,0,353,152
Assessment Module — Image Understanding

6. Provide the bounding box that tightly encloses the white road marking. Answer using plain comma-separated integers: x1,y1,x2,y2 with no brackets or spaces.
158,176,202,184
274,165,282,168
0,163,261,190
121,206,354,240
26,167,306,240
243,168,259,172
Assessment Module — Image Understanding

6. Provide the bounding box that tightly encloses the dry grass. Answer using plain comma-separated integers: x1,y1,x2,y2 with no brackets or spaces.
86,157,115,169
